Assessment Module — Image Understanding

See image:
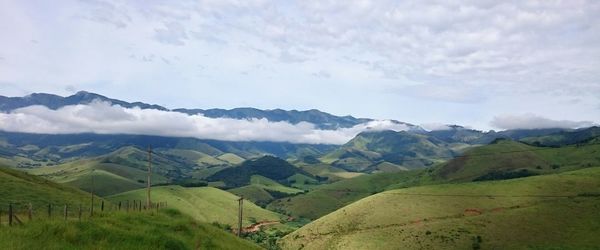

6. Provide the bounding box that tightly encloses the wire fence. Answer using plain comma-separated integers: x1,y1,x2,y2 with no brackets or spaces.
0,200,168,227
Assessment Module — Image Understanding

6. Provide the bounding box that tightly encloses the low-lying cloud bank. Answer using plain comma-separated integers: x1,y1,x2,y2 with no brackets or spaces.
0,101,409,145
490,113,596,130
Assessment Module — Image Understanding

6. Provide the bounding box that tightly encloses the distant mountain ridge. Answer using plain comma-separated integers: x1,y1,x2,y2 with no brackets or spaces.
0,91,415,130
0,91,168,111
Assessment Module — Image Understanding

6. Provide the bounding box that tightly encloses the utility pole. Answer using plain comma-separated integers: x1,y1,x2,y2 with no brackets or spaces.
147,146,152,209
90,169,95,216
237,197,243,237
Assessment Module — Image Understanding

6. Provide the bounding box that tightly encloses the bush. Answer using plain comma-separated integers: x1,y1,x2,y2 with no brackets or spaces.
474,169,537,181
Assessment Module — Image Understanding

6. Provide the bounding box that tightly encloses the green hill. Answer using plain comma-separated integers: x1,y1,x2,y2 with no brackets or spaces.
108,185,285,227
281,167,600,249
293,162,364,182
435,139,600,182
0,209,261,250
0,166,97,209
268,169,432,220
270,139,600,220
520,126,600,146
29,147,176,196
321,130,454,171
207,156,312,188
228,175,305,206
217,153,245,165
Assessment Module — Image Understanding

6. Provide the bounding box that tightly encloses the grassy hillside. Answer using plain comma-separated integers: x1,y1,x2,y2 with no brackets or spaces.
229,175,305,206
321,130,454,171
208,156,312,188
281,167,600,249
29,147,174,196
435,139,600,181
217,153,245,165
0,209,261,250
268,169,432,220
520,126,600,146
294,162,364,182
108,185,285,227
0,166,97,209
228,185,275,207
270,139,600,220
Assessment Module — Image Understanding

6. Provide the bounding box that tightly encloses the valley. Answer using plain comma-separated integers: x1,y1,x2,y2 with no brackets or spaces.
1,92,599,249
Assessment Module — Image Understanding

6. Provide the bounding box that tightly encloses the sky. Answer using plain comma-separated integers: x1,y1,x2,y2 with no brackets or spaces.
1,0,599,132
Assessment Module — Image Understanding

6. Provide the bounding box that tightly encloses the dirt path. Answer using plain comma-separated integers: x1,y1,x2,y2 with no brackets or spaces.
242,220,280,233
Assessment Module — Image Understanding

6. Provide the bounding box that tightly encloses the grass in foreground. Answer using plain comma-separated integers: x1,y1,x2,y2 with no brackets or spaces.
0,209,261,250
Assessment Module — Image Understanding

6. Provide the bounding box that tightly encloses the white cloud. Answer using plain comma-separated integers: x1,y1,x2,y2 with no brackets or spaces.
0,0,599,129
0,101,409,144
420,123,453,131
490,113,596,130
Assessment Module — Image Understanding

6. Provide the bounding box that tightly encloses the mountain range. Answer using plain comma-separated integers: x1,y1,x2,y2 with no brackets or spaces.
1,91,598,179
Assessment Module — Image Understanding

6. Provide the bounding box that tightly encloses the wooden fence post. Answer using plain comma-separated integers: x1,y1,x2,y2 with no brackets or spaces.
78,205,82,221
28,203,33,221
48,204,52,219
64,205,68,221
118,201,121,211
101,201,104,212
8,204,13,226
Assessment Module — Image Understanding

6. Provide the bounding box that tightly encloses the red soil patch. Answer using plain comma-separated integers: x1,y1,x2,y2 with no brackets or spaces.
463,208,483,216
234,221,280,234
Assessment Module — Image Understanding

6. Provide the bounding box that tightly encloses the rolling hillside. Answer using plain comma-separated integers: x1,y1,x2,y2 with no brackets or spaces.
228,175,305,206
268,169,433,220
29,146,174,196
269,139,600,220
435,139,600,182
108,185,285,227
0,166,98,208
0,166,262,249
281,167,600,249
207,156,313,188
0,130,337,168
293,162,364,182
520,126,600,146
321,130,455,171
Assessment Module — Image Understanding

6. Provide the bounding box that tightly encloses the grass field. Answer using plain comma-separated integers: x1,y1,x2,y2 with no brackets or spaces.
0,166,99,210
228,185,275,206
249,175,304,194
0,209,261,250
295,163,364,182
217,153,245,165
435,139,600,181
268,169,431,219
108,185,285,227
280,167,600,249
286,173,319,190
228,175,305,206
29,147,172,196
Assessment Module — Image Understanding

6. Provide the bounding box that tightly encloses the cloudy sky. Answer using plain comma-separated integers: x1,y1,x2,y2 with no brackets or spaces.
1,0,599,131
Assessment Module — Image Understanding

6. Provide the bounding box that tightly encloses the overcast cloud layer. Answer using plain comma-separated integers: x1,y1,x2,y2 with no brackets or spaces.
1,0,599,130
0,101,410,144
490,114,596,130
